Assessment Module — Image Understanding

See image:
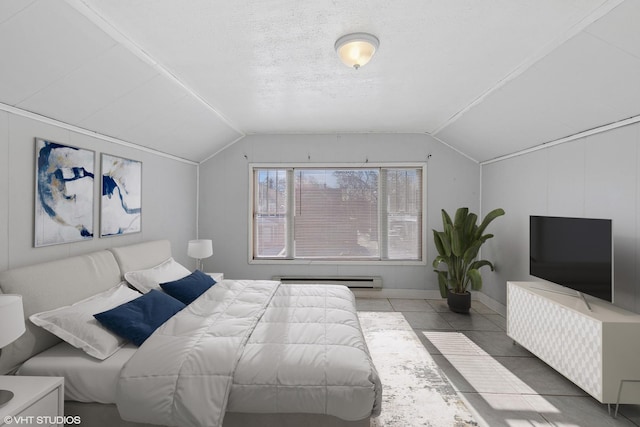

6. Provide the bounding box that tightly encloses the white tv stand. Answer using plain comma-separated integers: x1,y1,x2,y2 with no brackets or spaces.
507,281,640,407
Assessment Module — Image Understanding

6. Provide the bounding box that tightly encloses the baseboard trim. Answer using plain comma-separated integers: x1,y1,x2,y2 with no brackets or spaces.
351,289,441,299
474,292,506,316
351,288,507,316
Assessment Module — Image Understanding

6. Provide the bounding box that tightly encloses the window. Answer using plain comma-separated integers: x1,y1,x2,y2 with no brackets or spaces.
252,165,424,262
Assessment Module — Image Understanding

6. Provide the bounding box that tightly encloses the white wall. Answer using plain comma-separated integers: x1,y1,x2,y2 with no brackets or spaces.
481,123,640,312
0,110,198,272
198,133,479,292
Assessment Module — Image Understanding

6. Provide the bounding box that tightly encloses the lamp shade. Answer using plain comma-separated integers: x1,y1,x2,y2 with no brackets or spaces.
335,33,379,69
0,295,25,348
188,239,213,259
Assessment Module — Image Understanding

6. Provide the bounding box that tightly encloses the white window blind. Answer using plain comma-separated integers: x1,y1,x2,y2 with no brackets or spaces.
253,166,423,261
295,169,379,259
254,169,288,258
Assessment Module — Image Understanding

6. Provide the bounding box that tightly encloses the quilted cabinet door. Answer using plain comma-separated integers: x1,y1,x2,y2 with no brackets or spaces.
560,309,603,400
507,284,564,368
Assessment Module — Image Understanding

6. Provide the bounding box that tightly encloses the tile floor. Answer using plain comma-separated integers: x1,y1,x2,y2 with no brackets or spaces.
356,297,640,427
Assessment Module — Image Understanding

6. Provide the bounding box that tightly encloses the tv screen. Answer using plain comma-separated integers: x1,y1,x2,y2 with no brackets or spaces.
530,215,613,302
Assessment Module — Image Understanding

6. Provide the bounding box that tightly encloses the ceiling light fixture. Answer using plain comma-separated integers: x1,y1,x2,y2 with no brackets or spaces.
335,33,380,70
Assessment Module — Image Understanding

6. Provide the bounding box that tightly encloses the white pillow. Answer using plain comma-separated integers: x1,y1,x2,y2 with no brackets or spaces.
29,284,141,360
124,257,191,294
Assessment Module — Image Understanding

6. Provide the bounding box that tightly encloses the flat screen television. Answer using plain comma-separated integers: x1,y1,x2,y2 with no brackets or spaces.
530,215,613,303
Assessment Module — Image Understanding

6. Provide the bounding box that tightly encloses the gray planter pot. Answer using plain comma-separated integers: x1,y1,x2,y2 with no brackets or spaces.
447,291,471,314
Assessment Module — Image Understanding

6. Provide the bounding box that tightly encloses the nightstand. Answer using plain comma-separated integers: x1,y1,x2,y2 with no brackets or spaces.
207,273,224,282
0,376,63,427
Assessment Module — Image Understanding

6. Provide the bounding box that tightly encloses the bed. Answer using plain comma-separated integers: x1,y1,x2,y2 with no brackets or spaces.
0,240,381,427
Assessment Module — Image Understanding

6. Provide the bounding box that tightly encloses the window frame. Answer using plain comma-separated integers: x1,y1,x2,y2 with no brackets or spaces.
248,162,427,266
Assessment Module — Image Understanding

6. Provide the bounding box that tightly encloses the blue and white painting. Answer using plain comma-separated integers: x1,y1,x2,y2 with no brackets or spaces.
100,154,142,237
35,138,95,247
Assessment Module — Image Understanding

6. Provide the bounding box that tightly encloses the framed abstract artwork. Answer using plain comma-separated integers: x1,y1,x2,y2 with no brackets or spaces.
100,154,142,237
34,138,95,247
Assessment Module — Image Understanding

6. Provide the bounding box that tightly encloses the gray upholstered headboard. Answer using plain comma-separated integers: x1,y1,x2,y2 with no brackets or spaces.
0,250,121,374
110,239,172,277
0,239,175,374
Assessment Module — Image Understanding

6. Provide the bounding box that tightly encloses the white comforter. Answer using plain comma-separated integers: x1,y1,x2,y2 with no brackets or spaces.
116,280,381,427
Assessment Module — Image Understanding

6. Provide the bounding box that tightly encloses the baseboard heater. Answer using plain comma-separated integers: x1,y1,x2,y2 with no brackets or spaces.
273,276,382,289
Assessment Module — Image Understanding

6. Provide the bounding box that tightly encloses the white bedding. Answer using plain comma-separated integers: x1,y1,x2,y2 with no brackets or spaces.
117,280,381,427
117,279,281,427
228,284,382,418
17,341,137,403
19,279,381,427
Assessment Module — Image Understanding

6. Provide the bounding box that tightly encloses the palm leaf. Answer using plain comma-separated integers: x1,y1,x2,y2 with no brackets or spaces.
454,207,469,228
433,230,451,257
462,241,482,265
469,259,495,271
451,227,464,257
441,209,453,228
436,270,449,297
464,213,477,239
475,208,505,239
468,269,483,291
432,255,446,268
479,233,494,243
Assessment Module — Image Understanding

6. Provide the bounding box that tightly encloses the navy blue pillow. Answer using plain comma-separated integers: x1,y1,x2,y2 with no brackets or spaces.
94,290,185,346
160,269,216,305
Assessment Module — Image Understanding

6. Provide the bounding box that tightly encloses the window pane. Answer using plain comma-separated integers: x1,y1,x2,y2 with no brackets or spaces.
385,168,422,260
252,165,423,262
254,169,288,258
294,169,379,259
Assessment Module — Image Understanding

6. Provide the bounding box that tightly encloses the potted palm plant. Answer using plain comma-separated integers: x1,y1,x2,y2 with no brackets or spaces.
432,207,505,313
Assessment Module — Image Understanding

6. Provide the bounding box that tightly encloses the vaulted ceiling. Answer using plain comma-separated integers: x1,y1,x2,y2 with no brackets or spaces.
1,0,638,163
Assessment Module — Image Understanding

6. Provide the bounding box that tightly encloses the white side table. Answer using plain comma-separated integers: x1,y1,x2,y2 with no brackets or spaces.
0,376,64,427
207,273,224,282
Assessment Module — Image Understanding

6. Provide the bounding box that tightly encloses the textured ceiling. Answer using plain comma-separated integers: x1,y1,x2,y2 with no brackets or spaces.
1,0,637,162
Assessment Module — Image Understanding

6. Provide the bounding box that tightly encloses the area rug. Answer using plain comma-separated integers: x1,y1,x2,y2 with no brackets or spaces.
358,311,478,427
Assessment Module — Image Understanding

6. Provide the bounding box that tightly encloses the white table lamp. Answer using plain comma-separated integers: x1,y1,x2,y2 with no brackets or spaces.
0,295,25,406
188,239,213,271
